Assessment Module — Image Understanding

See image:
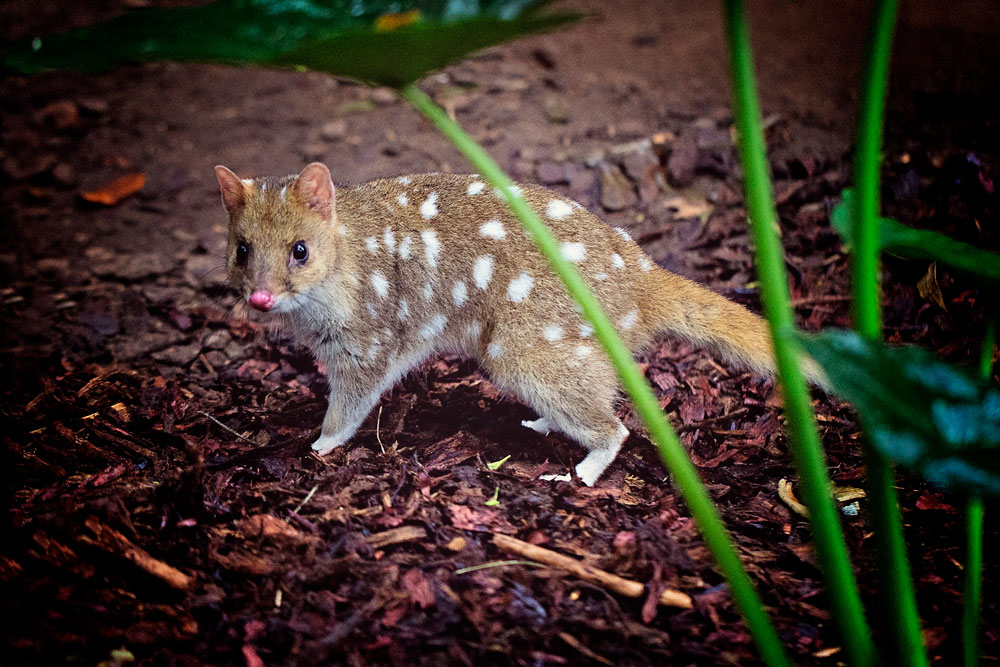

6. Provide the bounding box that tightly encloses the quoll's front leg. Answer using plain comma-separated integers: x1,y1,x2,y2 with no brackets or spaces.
312,384,383,456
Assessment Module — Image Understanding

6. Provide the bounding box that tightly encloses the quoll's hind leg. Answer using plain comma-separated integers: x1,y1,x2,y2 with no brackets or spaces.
483,345,629,486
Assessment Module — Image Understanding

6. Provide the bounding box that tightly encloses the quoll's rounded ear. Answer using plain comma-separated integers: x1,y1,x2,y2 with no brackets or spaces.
215,165,249,216
295,162,337,223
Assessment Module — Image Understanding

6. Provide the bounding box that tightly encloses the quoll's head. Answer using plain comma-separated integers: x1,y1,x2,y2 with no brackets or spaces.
215,162,340,313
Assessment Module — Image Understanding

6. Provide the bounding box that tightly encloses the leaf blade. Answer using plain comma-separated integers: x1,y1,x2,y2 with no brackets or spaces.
832,188,1000,283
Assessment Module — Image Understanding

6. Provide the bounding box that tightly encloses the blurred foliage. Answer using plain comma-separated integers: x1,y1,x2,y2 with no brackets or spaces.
801,329,1000,497
2,0,581,88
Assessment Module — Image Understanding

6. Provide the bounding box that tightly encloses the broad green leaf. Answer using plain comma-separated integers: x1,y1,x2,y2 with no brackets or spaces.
799,329,1000,497
2,0,581,89
831,188,1000,283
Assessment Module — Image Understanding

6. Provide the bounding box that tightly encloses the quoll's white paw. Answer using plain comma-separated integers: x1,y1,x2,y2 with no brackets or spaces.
312,434,346,456
521,417,552,435
539,472,573,483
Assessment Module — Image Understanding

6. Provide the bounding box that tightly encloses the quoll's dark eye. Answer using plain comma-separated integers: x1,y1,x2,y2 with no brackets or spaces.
291,240,309,264
235,242,249,267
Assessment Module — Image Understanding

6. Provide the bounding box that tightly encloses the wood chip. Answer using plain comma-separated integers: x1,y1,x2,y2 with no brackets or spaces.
365,525,427,549
80,516,191,590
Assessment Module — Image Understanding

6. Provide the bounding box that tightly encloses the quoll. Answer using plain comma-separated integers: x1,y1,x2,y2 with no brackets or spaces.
215,162,825,485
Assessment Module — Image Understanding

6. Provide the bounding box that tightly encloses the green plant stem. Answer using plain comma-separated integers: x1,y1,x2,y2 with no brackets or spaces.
400,83,791,667
853,0,896,337
852,2,928,665
721,2,878,665
964,315,995,667
963,499,983,667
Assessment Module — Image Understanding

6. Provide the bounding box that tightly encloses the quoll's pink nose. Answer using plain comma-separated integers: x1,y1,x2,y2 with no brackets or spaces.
249,290,276,312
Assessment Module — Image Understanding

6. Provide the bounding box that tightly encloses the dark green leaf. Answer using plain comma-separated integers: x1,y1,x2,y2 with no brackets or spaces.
2,0,581,88
831,188,1000,283
799,329,1000,497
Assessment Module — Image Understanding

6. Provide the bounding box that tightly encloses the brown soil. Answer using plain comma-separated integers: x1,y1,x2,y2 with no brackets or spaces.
2,1,998,664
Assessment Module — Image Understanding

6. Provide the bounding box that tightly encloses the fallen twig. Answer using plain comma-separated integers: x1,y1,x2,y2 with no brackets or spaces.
676,407,749,432
491,533,692,609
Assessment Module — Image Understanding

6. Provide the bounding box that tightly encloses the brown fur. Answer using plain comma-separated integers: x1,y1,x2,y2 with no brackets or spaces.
216,163,824,486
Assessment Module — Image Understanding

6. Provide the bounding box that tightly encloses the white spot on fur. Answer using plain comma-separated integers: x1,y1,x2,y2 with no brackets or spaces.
420,314,448,339
473,255,494,290
507,272,534,303
546,199,573,220
420,192,439,219
365,236,379,254
619,308,639,331
398,299,410,321
466,320,482,340
421,229,441,267
543,324,563,342
397,176,412,185
423,282,434,301
337,225,347,236
494,185,523,200
611,253,625,269
452,281,468,307
383,228,396,254
399,235,412,259
594,272,608,281
487,341,503,358
368,337,380,360
383,328,393,340
479,220,506,240
280,184,288,201
370,271,389,299
560,242,586,263
579,323,594,338
467,181,485,195
614,227,632,241
397,193,409,206
366,303,377,319
575,345,593,359
638,256,652,272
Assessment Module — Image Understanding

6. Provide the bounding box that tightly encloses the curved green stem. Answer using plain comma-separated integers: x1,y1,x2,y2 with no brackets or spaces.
721,2,878,665
400,83,791,667
852,2,928,665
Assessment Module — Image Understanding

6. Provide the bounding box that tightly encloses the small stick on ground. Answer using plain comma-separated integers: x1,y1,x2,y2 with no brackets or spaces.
677,407,749,432
491,533,692,609
199,410,256,444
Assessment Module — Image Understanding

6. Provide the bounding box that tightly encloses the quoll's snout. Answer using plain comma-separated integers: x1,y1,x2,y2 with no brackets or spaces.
249,289,275,312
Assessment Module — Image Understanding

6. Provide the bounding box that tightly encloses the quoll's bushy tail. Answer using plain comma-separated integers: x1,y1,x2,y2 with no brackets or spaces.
638,268,829,388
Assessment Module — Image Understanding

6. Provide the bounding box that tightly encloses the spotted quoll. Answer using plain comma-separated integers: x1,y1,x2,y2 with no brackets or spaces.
215,162,825,486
